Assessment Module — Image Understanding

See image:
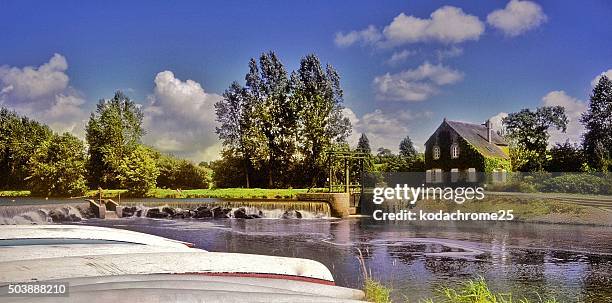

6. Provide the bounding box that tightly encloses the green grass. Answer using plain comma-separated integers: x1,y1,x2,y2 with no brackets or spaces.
364,278,392,303
416,196,585,220
0,190,31,197
146,188,312,199
419,277,557,303
1,188,318,199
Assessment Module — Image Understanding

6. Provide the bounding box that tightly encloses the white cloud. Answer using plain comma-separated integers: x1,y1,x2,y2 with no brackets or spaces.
334,25,382,47
487,0,547,37
344,107,428,152
591,69,612,87
386,50,415,65
541,90,586,144
373,62,463,102
384,6,485,45
436,46,464,61
335,6,484,48
143,71,223,162
0,54,87,136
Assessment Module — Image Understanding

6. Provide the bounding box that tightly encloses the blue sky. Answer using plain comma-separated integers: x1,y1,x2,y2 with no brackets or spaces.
1,1,611,161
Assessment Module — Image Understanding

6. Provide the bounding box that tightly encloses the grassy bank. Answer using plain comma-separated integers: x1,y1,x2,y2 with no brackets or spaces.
363,277,557,303
0,188,317,200
414,195,612,226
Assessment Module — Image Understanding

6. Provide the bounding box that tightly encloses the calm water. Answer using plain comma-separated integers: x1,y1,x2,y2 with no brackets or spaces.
80,217,612,302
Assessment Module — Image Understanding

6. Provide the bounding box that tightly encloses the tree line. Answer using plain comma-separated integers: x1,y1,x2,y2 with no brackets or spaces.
502,75,612,172
0,92,212,196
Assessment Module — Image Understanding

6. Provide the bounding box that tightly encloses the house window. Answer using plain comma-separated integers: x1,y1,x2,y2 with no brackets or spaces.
433,146,440,160
451,144,459,159
467,168,477,182
451,168,459,183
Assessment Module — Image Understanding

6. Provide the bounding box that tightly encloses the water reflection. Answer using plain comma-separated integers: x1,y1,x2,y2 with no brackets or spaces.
82,218,611,302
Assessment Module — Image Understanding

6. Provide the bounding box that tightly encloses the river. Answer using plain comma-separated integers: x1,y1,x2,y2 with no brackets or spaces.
77,216,611,302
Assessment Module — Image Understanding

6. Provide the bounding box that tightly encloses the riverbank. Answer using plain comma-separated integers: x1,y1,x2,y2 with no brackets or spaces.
414,195,612,226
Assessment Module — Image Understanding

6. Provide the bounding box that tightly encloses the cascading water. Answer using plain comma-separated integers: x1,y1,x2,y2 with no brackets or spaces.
0,203,89,224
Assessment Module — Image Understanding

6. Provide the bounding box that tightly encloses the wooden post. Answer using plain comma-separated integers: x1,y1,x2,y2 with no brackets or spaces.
345,158,349,193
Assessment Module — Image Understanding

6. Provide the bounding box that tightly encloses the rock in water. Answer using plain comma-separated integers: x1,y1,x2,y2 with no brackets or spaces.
48,209,68,222
121,206,137,217
282,210,302,219
194,206,212,218
146,208,169,219
162,207,176,217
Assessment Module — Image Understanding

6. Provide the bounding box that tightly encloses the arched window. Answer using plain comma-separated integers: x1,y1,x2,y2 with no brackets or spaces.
451,144,459,159
433,146,440,160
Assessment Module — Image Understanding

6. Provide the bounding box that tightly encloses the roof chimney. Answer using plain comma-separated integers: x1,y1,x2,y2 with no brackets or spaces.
485,120,492,143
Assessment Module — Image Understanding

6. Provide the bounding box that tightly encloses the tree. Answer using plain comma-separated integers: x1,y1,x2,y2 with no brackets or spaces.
292,54,351,186
116,145,159,196
581,75,612,171
503,106,568,171
399,136,417,158
357,133,371,154
244,52,297,187
546,141,585,172
215,81,257,187
155,152,212,189
0,108,52,189
86,91,144,188
28,133,88,196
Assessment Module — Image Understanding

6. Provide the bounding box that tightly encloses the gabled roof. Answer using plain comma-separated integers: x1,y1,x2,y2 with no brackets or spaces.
427,120,510,159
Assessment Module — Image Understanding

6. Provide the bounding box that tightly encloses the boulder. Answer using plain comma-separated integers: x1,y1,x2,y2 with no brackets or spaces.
212,206,231,219
121,206,137,218
282,210,302,219
146,208,169,219
194,206,213,218
48,209,68,222
162,207,176,217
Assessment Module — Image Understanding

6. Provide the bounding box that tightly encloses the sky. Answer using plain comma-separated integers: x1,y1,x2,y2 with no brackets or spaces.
1,0,611,162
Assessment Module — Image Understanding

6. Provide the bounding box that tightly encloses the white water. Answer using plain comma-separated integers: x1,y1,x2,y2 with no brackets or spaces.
0,204,85,225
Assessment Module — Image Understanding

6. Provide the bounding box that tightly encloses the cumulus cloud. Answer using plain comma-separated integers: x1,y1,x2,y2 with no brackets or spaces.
591,69,612,87
334,25,382,47
336,6,484,48
344,107,429,152
487,0,547,37
541,90,586,144
386,50,415,65
143,71,223,162
373,62,463,102
384,6,485,45
0,53,87,136
436,46,464,61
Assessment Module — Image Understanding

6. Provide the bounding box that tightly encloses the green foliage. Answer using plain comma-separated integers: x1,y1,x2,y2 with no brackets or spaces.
0,108,52,189
28,133,88,197
357,133,371,154
116,145,159,196
155,152,212,189
214,52,351,188
399,136,417,158
363,278,392,303
539,174,611,195
423,277,558,303
581,75,612,171
86,91,144,188
503,106,568,171
545,141,585,172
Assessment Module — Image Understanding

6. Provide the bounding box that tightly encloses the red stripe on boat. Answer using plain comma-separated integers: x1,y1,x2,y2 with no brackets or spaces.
174,272,336,286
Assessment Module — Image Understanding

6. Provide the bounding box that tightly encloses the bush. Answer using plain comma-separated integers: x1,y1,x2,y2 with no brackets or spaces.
539,174,611,195
117,145,159,196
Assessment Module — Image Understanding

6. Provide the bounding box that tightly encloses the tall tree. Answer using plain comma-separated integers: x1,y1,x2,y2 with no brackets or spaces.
86,91,144,187
291,54,351,186
215,81,257,187
356,133,371,154
244,52,296,187
503,106,568,171
581,75,612,171
399,135,417,158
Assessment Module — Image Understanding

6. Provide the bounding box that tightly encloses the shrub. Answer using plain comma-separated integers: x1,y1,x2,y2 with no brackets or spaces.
539,174,610,194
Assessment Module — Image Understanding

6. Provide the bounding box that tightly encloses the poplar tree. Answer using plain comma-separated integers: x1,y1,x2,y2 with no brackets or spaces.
581,75,612,171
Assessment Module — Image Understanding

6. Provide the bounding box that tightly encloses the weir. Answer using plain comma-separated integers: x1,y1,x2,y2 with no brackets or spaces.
119,199,331,217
